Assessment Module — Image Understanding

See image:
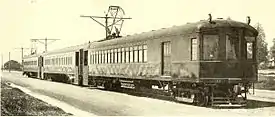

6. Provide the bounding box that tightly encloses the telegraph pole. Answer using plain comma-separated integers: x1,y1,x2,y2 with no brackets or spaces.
81,6,131,40
31,37,60,53
9,52,10,72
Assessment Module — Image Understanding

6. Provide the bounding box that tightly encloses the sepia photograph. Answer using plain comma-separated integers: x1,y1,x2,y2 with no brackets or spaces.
0,0,275,116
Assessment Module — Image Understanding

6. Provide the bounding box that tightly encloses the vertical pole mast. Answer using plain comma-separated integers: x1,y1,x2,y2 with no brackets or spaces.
9,52,10,72
21,47,24,71
105,14,108,39
1,53,3,72
45,37,47,52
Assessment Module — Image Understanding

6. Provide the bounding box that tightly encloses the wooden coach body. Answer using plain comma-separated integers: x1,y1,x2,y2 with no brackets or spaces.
88,19,258,84
22,18,258,106
42,46,78,75
23,54,39,73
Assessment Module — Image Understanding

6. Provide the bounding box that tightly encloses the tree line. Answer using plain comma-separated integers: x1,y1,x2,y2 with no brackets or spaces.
2,60,22,71
255,23,275,69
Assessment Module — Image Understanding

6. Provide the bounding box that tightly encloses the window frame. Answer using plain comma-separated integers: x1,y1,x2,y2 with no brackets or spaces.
125,47,130,63
134,46,139,62
138,45,143,63
118,48,121,63
110,49,113,63
202,34,219,61
95,51,98,64
245,36,256,60
122,48,125,63
143,45,147,62
191,38,198,61
163,41,171,56
130,47,134,63
104,50,107,64
114,48,117,63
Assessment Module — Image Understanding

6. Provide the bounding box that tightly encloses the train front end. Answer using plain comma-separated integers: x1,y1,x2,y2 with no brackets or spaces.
198,19,258,106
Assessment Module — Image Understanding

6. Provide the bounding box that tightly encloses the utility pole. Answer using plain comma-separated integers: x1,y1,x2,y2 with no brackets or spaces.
80,6,131,40
9,52,10,72
14,47,32,71
31,37,60,53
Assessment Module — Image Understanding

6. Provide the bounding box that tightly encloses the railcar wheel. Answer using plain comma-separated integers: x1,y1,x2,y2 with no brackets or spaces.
195,92,209,106
103,81,112,90
26,73,31,77
113,81,121,91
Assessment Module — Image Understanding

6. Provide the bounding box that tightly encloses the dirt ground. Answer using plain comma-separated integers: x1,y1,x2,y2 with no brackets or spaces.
1,81,72,116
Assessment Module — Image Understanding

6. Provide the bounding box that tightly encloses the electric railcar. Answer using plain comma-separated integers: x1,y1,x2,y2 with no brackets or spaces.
23,18,258,107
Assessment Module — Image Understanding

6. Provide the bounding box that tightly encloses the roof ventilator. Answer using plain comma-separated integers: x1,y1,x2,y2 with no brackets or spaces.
246,16,251,25
208,14,215,24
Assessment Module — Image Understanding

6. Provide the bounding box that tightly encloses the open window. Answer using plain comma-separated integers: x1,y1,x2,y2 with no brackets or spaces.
191,38,197,60
245,36,256,60
122,48,125,63
114,49,117,63
118,48,121,63
143,45,147,62
138,45,143,62
226,35,239,60
134,46,138,62
130,47,133,63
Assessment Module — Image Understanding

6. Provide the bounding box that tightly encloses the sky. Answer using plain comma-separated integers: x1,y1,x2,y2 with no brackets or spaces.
0,0,275,65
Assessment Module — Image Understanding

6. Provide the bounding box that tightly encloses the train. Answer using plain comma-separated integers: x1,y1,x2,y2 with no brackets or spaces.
22,17,258,107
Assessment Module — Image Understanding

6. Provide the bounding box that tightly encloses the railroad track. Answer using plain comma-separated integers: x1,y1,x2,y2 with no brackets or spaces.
88,86,247,108
119,88,275,109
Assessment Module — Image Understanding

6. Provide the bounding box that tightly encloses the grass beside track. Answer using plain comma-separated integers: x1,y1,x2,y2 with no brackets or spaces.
1,81,72,116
